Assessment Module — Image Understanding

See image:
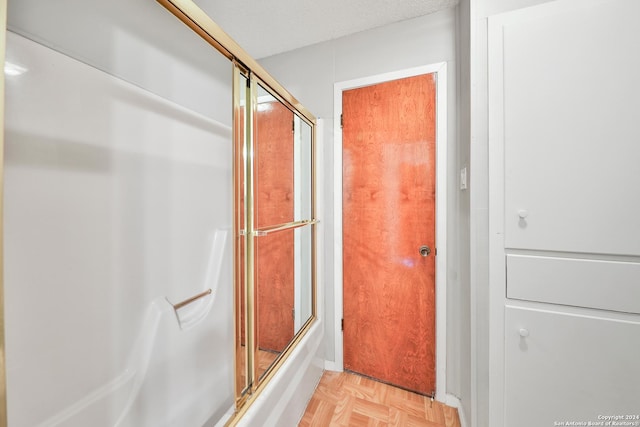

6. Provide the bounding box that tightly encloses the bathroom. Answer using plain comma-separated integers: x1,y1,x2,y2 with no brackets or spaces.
2,0,640,426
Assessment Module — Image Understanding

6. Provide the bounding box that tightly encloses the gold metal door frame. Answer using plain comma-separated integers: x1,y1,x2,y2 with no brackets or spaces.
229,68,318,424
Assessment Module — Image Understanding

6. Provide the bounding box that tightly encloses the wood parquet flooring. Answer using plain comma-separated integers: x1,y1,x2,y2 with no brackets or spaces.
298,371,461,427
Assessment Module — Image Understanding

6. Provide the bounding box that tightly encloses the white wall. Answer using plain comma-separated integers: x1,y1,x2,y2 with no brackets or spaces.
260,6,471,416
4,31,234,426
6,2,239,426
7,0,232,126
456,1,472,425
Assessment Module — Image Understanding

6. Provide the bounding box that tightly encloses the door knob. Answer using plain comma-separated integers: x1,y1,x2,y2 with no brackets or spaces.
419,245,431,257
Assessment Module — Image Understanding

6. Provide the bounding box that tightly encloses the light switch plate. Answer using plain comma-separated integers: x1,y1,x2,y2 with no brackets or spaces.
460,167,468,190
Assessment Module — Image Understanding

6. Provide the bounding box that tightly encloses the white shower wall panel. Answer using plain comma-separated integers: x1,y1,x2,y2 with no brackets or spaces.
4,32,234,426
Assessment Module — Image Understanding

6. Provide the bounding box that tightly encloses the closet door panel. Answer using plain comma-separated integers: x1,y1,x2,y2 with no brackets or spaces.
507,255,640,315
505,306,640,427
498,0,640,256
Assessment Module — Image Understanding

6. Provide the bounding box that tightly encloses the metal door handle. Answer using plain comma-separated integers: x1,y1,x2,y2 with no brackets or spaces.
419,245,431,257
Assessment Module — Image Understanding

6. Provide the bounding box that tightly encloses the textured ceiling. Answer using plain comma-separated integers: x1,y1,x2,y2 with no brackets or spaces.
194,0,459,58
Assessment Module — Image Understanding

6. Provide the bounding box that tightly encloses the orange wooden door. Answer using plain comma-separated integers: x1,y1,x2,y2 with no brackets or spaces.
256,99,295,352
342,74,436,395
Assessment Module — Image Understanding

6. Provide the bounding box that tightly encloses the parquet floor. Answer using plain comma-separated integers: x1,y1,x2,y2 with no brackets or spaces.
298,371,461,427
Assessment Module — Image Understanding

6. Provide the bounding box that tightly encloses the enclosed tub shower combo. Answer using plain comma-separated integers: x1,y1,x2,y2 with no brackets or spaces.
0,0,319,425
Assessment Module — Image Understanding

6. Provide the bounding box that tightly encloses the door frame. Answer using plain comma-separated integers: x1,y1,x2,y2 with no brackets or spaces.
332,62,447,401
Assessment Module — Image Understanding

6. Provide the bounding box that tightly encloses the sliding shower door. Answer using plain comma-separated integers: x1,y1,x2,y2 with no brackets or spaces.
234,71,317,405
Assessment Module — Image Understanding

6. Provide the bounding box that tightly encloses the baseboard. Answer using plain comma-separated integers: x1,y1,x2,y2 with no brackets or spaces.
323,360,342,372
444,394,468,427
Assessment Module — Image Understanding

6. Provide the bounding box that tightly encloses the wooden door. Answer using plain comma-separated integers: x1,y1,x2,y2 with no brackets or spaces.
342,74,436,395
256,100,295,353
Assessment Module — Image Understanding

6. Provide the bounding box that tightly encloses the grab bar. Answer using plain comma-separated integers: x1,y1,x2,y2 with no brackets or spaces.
172,289,212,310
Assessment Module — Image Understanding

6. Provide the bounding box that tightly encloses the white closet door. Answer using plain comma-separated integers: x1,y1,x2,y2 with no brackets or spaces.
505,306,640,427
493,0,640,256
489,1,640,425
